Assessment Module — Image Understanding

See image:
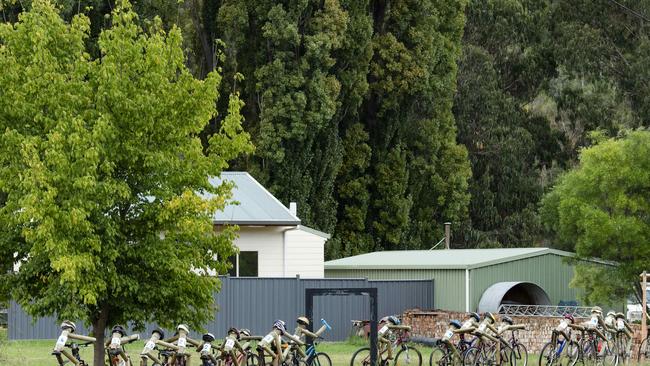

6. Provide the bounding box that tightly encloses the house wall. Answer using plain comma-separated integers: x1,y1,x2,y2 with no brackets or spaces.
284,228,325,278
232,226,286,277
231,226,325,278
325,268,464,310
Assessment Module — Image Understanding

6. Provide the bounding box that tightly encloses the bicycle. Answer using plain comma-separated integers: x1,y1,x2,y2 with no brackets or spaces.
286,318,333,366
568,323,612,366
52,320,97,366
156,324,201,366
539,315,580,366
219,328,263,366
638,332,650,363
350,317,422,366
462,313,513,366
429,319,477,366
106,324,140,366
496,317,527,366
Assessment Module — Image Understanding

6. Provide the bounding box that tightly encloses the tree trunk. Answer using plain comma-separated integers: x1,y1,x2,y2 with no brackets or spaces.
92,305,109,366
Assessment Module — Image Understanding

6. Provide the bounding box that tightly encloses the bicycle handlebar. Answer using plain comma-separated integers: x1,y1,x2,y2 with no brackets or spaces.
321,318,332,330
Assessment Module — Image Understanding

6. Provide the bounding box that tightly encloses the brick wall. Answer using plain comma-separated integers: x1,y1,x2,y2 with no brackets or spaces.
401,309,643,354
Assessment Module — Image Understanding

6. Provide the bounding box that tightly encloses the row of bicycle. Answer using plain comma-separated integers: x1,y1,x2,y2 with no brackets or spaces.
424,306,636,366
53,316,333,366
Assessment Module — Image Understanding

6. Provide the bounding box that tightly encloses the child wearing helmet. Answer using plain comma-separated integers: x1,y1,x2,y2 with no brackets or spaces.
378,315,411,360
258,320,302,366
217,328,247,366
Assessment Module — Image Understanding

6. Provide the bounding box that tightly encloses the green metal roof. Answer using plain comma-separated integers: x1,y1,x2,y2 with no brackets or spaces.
324,248,579,270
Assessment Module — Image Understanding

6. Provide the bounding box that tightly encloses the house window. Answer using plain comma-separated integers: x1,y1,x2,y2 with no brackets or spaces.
227,251,258,277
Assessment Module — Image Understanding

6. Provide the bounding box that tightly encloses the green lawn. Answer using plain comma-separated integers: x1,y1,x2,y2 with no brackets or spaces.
0,327,605,366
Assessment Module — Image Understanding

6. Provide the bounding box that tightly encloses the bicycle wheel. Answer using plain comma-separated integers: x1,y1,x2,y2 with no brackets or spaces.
511,344,527,366
602,341,617,366
540,342,558,366
638,337,650,362
565,341,581,366
248,353,264,366
463,347,483,366
430,345,453,366
394,345,422,366
351,347,372,366
311,353,332,366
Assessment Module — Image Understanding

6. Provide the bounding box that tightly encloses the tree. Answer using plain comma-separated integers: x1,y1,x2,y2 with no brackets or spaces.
0,1,251,364
541,130,650,305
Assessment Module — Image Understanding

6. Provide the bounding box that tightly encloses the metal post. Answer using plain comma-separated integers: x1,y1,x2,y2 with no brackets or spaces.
643,271,648,340
444,222,451,249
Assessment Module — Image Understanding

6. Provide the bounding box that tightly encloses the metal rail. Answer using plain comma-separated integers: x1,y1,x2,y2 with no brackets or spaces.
497,304,593,318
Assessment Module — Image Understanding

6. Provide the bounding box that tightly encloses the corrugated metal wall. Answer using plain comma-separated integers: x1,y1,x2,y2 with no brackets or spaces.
325,268,464,310
470,253,579,310
9,277,433,341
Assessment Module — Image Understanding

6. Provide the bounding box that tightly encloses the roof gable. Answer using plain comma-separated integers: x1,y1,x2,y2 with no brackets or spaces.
206,172,300,226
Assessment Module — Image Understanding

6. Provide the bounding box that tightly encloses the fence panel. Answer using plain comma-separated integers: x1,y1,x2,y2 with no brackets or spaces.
9,277,433,341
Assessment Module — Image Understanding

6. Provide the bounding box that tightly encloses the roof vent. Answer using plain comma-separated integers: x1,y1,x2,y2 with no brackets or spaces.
289,202,297,217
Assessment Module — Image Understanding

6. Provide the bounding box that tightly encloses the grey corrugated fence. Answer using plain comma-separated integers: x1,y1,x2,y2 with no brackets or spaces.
9,277,433,341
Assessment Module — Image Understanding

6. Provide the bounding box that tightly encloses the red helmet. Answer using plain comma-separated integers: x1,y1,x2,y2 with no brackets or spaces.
563,314,575,323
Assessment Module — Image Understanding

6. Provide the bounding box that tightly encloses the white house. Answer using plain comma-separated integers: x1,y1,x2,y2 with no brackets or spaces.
209,172,328,278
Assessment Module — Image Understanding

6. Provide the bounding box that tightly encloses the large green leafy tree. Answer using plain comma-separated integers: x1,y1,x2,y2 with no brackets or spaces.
0,1,251,364
541,131,650,304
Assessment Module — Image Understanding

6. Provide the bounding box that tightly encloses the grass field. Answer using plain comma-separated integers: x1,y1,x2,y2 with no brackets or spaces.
0,327,571,366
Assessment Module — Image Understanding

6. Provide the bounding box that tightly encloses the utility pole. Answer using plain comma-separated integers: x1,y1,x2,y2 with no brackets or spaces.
642,272,648,341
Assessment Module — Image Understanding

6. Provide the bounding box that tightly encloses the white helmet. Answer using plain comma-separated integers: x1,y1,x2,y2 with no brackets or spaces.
177,324,190,334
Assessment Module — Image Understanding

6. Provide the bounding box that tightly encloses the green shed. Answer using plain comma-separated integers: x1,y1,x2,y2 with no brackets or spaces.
324,248,606,312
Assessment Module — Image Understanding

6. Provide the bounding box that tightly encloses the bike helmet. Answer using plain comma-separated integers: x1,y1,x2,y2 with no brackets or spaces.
227,327,240,338
177,324,190,334
273,320,287,334
449,320,462,329
387,315,400,325
591,306,602,315
203,333,216,343
60,320,76,333
501,316,514,325
240,329,251,337
483,312,496,323
563,314,575,324
615,312,626,320
606,310,616,318
468,312,480,322
111,325,127,337
152,327,165,339
297,316,310,326
379,316,389,323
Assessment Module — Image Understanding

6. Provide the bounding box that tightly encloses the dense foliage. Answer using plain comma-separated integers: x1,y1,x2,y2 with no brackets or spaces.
0,1,251,363
3,0,650,303
541,131,650,305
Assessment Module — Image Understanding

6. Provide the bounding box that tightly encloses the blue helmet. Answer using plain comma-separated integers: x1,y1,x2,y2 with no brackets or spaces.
387,316,400,325
449,320,462,329
273,320,287,334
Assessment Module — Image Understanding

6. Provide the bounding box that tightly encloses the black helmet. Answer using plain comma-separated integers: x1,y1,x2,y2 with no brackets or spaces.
111,325,127,337
501,316,513,325
468,312,480,322
152,327,165,339
228,327,240,338
483,312,496,323
449,320,462,329
203,333,216,342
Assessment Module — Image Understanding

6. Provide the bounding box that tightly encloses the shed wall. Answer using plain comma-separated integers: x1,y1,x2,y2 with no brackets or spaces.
325,269,464,311
469,253,578,311
233,226,285,277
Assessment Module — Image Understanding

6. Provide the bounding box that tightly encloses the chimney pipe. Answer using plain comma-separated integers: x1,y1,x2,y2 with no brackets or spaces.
289,202,297,217
444,222,451,249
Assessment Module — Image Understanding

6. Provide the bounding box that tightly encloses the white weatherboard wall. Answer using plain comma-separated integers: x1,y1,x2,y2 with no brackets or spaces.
233,226,285,277
231,226,326,278
285,227,325,278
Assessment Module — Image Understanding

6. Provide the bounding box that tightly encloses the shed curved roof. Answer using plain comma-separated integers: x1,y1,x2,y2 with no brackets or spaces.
477,281,551,313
